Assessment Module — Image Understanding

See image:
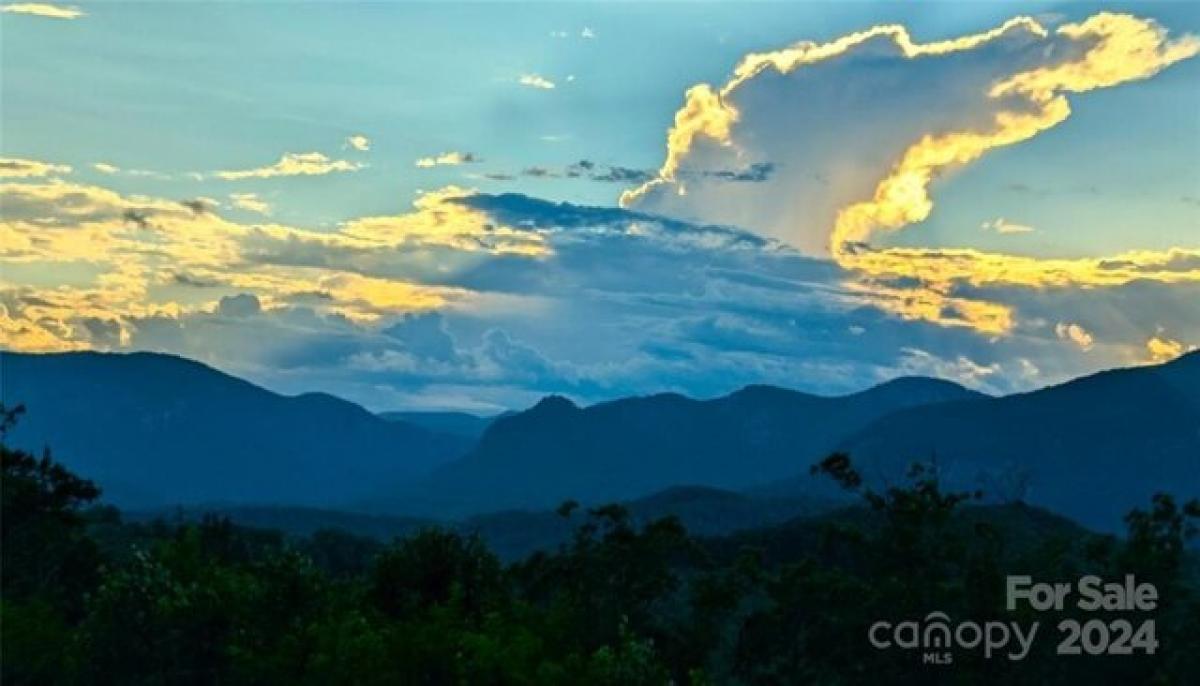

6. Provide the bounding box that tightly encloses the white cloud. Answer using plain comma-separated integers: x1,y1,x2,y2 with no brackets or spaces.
519,74,556,90
1,3,83,19
581,27,595,39
982,217,1035,234
213,152,364,180
414,151,479,168
229,192,271,216
93,162,120,174
345,134,371,152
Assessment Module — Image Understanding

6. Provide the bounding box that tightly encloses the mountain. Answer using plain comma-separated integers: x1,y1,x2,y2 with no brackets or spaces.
378,410,497,441
824,350,1200,532
0,351,470,508
392,377,984,516
135,485,830,562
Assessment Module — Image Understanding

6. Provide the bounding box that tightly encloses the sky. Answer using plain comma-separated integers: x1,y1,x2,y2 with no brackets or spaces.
2,1,1198,412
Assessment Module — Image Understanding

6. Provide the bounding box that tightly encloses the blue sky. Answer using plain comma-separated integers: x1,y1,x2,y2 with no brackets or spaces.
2,1,1198,411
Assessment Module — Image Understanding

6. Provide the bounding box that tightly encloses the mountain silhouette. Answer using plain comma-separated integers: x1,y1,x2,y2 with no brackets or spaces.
825,349,1200,532
392,377,983,516
0,351,469,508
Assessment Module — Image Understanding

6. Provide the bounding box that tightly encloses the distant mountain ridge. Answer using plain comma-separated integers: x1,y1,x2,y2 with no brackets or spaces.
0,351,469,508
393,376,984,516
8,349,1197,534
830,350,1200,532
378,410,498,441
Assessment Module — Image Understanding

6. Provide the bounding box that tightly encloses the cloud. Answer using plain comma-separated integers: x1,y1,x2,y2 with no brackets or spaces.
981,217,1034,234
519,74,556,90
621,13,1199,335
0,157,71,178
1,3,82,19
216,293,262,318
179,197,219,215
229,192,271,215
345,134,371,152
213,152,364,180
6,176,1195,408
414,151,479,168
581,27,595,39
88,162,172,180
1055,322,1094,350
1146,335,1188,363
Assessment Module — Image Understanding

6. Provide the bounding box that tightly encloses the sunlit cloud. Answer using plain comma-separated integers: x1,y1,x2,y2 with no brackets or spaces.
0,157,71,178
1,2,82,19
93,162,120,174
229,192,271,216
414,151,480,168
345,134,371,152
1146,334,1190,363
623,13,1199,336
0,178,551,352
519,74,556,90
1055,322,1094,351
213,152,364,180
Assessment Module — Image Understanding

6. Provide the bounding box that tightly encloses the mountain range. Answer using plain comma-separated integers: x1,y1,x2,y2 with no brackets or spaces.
392,377,983,516
3,349,1197,533
0,351,468,508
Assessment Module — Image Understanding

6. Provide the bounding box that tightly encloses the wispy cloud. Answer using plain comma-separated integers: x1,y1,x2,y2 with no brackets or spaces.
519,74,556,90
1,3,83,19
213,152,364,180
229,192,271,215
91,162,172,180
345,134,371,152
0,157,71,178
414,151,479,168
981,217,1035,234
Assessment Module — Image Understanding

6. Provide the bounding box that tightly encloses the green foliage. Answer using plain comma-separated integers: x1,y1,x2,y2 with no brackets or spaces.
2,411,1198,685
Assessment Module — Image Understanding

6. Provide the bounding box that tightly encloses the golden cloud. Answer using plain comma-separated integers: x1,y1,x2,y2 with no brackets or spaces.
1146,335,1189,363
0,157,72,178
624,13,1200,336
1055,322,1095,351
0,180,537,351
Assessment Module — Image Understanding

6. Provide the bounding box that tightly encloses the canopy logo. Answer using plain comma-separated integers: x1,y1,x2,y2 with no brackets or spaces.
868,613,1037,664
868,575,1160,665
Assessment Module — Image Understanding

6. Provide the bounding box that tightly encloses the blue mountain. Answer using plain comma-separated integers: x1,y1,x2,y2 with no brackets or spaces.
393,376,984,516
0,351,469,508
828,350,1200,532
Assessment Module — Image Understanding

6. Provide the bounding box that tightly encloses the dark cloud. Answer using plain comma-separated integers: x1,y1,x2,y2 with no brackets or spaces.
589,165,653,183
700,162,775,183
172,272,221,288
216,293,262,318
179,198,213,214
97,190,1197,412
122,209,152,230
